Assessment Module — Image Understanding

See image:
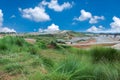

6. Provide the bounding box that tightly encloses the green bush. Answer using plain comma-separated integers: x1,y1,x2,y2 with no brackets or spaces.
1,36,120,80
0,36,30,53
90,47,120,62
36,41,47,49
29,45,39,55
93,62,120,80
36,55,94,80
36,38,53,49
4,63,24,75
15,37,25,46
31,56,54,69
41,57,54,68
1,36,23,46
50,41,63,49
31,58,42,67
29,46,120,80
56,57,80,74
0,58,11,65
0,42,8,51
29,72,42,80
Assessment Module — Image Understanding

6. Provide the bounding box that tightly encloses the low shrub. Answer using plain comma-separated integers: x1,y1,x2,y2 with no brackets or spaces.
37,55,94,80
31,56,54,69
90,47,120,62
29,45,39,55
50,41,60,49
0,58,11,65
31,58,42,67
41,57,54,68
36,40,47,49
15,37,25,46
4,63,24,75
0,36,30,53
0,43,8,51
93,62,120,80
29,72,47,80
56,57,80,74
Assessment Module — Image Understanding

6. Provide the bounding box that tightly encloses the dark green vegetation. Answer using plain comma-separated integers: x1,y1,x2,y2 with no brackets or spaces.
0,36,120,80
0,36,30,53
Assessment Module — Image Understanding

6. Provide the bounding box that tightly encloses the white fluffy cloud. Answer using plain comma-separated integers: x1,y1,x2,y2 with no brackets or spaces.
19,0,73,22
74,9,92,21
47,23,59,31
19,7,50,22
0,27,16,33
87,25,105,32
89,16,104,24
0,9,3,27
40,0,73,12
110,16,120,30
39,23,60,32
0,9,16,33
87,16,120,33
74,9,104,24
87,26,99,32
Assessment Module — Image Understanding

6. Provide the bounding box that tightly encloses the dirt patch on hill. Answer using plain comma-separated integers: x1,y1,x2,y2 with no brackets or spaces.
68,38,118,49
24,38,36,44
78,39,96,44
72,43,116,49
112,43,120,49
0,72,12,80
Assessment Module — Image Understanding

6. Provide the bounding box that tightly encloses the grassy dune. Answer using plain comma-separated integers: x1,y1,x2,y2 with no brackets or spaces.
0,36,120,80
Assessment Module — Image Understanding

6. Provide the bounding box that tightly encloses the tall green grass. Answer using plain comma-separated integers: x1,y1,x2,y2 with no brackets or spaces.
0,36,120,80
93,62,120,80
0,36,30,54
4,63,24,75
90,47,120,62
0,58,11,65
28,47,120,80
29,45,39,55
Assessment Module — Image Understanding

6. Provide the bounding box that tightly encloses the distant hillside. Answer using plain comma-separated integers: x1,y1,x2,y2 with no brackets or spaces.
0,30,89,38
36,30,89,38
62,30,88,37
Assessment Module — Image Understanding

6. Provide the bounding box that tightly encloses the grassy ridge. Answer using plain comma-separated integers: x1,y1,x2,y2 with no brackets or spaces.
0,36,120,80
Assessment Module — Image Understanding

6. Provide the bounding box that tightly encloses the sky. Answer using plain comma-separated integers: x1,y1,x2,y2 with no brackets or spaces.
0,0,120,33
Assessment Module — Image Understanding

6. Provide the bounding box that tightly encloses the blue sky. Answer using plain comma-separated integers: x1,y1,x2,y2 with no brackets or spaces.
0,0,120,32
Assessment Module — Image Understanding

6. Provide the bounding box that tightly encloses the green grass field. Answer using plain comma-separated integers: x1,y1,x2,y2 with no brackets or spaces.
0,36,120,80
